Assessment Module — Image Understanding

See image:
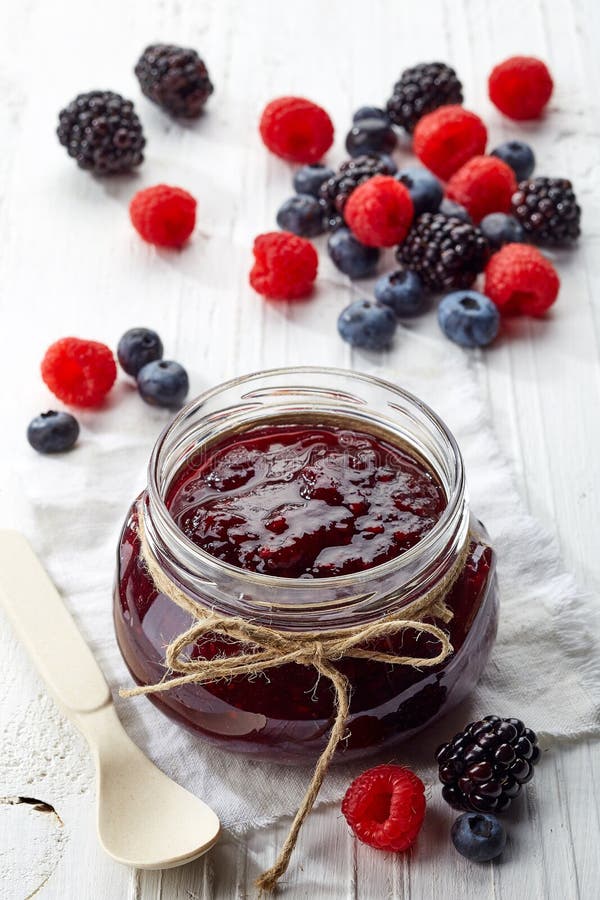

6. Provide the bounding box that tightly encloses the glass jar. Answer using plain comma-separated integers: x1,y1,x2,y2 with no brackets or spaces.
114,367,498,765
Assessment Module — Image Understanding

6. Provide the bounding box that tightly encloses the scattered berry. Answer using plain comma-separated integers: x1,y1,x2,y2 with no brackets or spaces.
259,96,334,164
414,105,487,181
446,156,517,223
438,290,500,348
57,91,145,175
250,231,318,299
293,163,335,198
319,155,395,227
452,813,507,862
491,140,535,182
342,765,426,851
511,177,581,245
27,411,80,455
345,117,397,158
397,212,490,291
374,269,427,318
135,43,213,118
338,300,396,350
386,62,463,133
327,227,380,279
345,175,413,248
479,213,524,251
353,106,389,124
396,165,443,216
129,184,196,248
276,194,325,237
117,327,164,377
137,360,189,408
484,244,559,316
489,56,553,120
41,338,117,408
439,198,472,223
437,715,541,813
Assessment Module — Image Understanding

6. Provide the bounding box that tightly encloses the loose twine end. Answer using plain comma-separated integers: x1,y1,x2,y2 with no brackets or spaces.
121,506,469,894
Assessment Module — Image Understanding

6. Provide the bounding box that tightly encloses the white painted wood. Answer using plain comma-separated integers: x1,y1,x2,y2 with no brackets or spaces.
0,0,599,898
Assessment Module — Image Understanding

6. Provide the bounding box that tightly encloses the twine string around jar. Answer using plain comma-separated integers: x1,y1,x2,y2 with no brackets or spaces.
120,504,471,894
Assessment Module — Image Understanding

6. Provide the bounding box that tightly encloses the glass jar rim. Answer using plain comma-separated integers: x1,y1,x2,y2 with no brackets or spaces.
146,365,466,598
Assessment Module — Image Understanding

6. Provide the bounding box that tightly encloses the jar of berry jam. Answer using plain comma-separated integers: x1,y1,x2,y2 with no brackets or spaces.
115,367,498,765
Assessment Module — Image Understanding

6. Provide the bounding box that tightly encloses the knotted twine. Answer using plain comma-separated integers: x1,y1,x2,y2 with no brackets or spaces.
121,505,470,894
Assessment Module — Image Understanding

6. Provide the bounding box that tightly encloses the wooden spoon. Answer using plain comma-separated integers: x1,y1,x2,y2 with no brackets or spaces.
0,529,221,869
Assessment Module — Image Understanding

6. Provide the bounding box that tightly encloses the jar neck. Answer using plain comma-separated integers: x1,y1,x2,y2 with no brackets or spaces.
143,367,468,631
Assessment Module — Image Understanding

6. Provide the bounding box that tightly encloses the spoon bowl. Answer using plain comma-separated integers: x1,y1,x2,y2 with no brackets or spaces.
89,705,221,869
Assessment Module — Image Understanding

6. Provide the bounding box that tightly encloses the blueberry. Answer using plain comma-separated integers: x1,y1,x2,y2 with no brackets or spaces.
451,813,506,862
480,213,525,251
345,118,397,158
328,228,380,279
438,290,500,348
137,360,189,408
440,198,472,223
352,106,389,124
276,194,325,237
27,410,79,454
117,327,164,377
491,140,535,182
374,269,427,318
293,163,335,198
396,166,443,215
338,299,396,350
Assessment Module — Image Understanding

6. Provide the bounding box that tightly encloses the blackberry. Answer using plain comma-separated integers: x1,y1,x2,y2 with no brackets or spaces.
436,715,541,814
386,62,463,133
135,44,213,118
57,91,145,175
319,155,394,229
397,212,490,291
511,176,581,245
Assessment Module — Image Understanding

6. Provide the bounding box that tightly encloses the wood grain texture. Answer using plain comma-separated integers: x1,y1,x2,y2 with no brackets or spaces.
0,0,599,897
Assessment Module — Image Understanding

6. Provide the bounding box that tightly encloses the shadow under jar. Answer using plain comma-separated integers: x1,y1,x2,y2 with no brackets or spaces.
114,367,498,765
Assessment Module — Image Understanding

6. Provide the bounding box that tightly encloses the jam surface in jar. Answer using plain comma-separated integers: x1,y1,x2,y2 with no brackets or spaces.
166,423,447,578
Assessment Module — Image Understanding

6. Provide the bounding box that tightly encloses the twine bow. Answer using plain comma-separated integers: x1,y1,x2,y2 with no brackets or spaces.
121,505,468,894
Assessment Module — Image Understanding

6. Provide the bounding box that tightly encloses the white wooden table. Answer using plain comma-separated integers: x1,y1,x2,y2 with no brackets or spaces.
1,0,599,897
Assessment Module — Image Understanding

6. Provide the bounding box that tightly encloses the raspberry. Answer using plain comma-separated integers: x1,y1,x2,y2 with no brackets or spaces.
345,176,413,248
342,765,426,852
41,338,117,408
249,232,318,300
446,156,517,223
484,244,559,316
489,56,553,121
413,105,487,181
129,185,196,248
319,154,393,227
259,96,334,164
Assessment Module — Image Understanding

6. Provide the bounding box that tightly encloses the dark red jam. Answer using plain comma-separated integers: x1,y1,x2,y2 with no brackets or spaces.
115,422,498,764
166,424,447,578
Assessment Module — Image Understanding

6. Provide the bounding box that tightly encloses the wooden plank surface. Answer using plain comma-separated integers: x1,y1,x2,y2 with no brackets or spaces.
0,0,598,897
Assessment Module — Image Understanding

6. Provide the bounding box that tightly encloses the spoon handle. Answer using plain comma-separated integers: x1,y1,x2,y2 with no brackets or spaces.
0,529,111,715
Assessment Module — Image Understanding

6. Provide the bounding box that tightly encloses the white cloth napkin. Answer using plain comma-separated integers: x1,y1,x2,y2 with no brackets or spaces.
4,331,599,834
